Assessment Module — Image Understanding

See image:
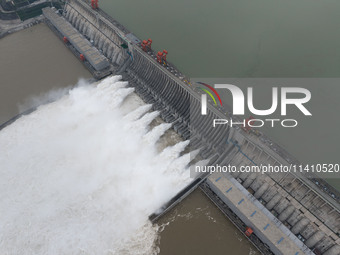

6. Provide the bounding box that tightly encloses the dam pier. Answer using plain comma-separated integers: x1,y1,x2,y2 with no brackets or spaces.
36,1,340,254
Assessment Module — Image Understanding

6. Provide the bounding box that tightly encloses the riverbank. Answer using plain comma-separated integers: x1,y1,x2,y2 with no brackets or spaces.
0,23,91,124
0,14,43,38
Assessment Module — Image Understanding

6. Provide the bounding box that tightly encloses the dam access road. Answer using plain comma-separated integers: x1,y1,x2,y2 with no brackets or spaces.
3,0,338,254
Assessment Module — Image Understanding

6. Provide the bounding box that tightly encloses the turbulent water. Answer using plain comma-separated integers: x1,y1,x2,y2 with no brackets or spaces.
0,76,192,254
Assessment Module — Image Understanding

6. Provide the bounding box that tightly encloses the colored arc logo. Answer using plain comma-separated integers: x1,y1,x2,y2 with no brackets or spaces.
197,82,223,106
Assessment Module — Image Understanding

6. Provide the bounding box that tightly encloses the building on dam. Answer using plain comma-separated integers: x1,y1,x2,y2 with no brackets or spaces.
41,1,340,254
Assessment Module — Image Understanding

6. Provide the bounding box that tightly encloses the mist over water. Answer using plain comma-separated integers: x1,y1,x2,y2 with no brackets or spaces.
0,76,192,254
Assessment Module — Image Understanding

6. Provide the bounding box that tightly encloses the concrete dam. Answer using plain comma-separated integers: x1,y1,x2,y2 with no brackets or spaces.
41,1,340,254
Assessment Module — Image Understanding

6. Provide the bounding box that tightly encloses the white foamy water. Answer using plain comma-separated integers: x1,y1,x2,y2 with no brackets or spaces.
0,76,192,254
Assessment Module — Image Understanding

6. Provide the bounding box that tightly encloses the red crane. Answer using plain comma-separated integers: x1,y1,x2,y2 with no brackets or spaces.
162,50,168,61
141,38,152,52
243,116,254,132
147,38,152,49
91,0,98,9
157,51,163,63
141,40,148,51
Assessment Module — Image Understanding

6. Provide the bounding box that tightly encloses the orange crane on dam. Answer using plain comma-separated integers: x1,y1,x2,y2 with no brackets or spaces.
141,38,153,52
157,50,168,64
91,0,98,9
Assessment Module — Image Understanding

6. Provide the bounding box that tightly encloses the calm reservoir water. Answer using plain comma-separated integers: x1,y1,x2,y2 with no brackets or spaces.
100,0,340,187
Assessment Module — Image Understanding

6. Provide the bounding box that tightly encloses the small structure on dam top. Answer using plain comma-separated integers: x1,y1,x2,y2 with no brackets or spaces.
43,7,111,79
42,1,340,254
207,173,314,255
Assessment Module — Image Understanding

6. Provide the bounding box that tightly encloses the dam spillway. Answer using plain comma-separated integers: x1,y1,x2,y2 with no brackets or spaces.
42,1,340,254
